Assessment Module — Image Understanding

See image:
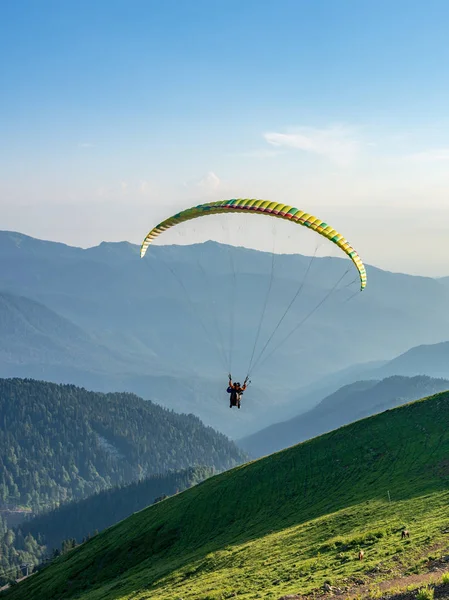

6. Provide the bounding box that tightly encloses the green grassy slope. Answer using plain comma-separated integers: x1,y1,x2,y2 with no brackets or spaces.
6,391,449,600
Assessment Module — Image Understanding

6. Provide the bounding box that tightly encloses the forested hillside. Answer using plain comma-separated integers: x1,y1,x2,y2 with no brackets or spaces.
19,466,214,556
0,467,214,586
0,515,46,586
0,378,246,510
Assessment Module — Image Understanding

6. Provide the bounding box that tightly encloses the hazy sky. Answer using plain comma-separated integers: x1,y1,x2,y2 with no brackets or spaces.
1,0,449,275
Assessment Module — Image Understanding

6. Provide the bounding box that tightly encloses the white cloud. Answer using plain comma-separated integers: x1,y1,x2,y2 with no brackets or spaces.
196,171,221,190
264,124,360,167
139,180,151,194
405,149,449,162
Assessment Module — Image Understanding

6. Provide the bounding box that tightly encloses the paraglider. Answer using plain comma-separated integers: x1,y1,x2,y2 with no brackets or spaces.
227,375,248,409
140,198,367,410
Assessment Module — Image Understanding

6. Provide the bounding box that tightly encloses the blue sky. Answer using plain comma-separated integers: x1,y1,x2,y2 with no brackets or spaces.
1,0,449,274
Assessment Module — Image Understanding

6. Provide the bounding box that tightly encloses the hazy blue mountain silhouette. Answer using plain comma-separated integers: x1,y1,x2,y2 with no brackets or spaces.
2,230,449,437
239,375,449,456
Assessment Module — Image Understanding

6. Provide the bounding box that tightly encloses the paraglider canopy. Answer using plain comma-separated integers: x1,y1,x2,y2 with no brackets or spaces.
139,198,367,388
140,198,367,291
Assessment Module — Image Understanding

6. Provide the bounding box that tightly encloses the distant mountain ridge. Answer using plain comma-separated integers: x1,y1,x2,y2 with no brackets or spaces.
3,230,449,436
238,375,449,456
377,340,449,379
0,291,122,370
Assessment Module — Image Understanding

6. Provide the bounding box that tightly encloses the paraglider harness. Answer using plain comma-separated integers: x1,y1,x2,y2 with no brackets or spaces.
228,375,250,409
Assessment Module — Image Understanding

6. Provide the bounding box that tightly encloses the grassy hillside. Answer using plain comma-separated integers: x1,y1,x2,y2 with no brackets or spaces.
6,389,449,600
239,375,449,456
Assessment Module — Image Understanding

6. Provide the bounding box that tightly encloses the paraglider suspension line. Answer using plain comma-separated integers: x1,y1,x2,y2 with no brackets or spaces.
196,256,228,369
246,238,277,378
149,251,226,369
227,244,237,375
253,265,352,373
248,246,318,376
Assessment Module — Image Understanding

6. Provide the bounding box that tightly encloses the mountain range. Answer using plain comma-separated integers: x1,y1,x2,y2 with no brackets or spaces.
2,230,449,437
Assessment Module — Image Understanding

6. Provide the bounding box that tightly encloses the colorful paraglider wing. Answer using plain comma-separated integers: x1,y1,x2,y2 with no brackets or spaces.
140,199,367,290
